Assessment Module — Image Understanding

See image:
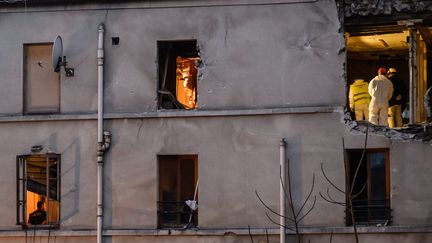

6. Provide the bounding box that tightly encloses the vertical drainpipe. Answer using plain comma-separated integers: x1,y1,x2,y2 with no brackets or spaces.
97,23,105,243
280,139,286,243
408,26,417,124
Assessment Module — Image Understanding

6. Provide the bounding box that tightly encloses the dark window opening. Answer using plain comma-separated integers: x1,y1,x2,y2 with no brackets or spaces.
157,40,199,110
158,155,198,229
346,149,391,226
16,154,61,227
346,23,432,127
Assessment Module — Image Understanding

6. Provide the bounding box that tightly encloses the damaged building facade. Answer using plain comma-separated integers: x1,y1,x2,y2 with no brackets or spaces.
0,0,431,242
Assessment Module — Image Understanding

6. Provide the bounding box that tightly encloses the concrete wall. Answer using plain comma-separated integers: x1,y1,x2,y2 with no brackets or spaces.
343,132,432,227
0,113,346,230
0,0,431,242
390,141,432,226
0,113,431,242
105,113,347,228
0,120,97,229
0,0,344,114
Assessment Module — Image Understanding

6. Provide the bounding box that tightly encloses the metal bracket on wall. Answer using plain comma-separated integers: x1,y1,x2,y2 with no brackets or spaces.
65,68,74,77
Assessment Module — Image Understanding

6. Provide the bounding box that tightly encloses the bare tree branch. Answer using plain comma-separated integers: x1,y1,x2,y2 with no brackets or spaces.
265,228,269,243
352,182,367,200
255,191,295,222
297,195,317,223
286,159,296,212
256,143,316,243
320,126,370,243
286,158,302,243
248,225,255,243
319,191,346,206
326,188,346,205
279,165,293,208
265,212,296,232
321,163,345,194
342,132,367,243
296,174,316,218
350,125,369,195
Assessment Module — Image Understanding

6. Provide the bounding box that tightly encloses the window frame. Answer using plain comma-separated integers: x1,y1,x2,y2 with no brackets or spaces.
157,40,199,110
345,23,431,126
345,148,391,226
157,154,198,229
16,153,61,228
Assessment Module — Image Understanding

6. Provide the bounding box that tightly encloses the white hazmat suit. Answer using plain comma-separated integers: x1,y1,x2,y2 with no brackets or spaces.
368,74,393,126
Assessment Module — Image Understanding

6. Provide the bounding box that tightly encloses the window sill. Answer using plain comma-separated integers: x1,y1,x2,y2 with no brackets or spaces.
22,224,60,230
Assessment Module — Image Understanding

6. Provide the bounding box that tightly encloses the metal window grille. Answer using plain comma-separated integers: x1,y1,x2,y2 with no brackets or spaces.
346,199,392,226
157,201,198,228
16,154,61,227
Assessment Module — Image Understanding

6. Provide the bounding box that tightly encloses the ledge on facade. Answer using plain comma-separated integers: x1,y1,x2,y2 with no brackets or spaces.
155,226,432,235
0,113,97,122
0,0,316,7
0,0,134,7
1,226,432,237
108,106,341,118
0,106,342,123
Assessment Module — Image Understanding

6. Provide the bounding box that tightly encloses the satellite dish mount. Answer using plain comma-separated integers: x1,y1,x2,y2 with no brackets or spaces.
52,36,74,77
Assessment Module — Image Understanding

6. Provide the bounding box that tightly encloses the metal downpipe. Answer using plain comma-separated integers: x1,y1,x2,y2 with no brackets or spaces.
280,139,286,243
97,23,105,243
408,26,417,124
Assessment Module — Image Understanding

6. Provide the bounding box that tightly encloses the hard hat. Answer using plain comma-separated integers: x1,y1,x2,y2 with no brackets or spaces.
388,68,397,73
378,68,387,74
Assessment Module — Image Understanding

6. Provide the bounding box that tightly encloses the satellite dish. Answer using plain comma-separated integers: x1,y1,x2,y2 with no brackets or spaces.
51,36,74,76
52,36,63,72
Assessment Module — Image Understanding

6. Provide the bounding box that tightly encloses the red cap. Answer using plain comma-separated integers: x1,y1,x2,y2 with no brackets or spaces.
378,68,387,74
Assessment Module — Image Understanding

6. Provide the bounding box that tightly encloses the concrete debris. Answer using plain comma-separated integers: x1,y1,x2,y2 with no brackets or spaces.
343,0,432,17
344,112,432,143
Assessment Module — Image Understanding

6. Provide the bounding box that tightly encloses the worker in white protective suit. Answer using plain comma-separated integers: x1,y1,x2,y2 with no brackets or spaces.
368,68,393,126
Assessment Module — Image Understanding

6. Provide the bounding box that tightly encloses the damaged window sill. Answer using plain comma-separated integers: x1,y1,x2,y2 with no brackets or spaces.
345,113,432,143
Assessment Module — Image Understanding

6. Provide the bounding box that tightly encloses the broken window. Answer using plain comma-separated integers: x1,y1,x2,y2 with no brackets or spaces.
158,155,198,228
24,44,60,114
16,154,60,227
157,40,199,110
346,149,391,226
346,22,431,127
